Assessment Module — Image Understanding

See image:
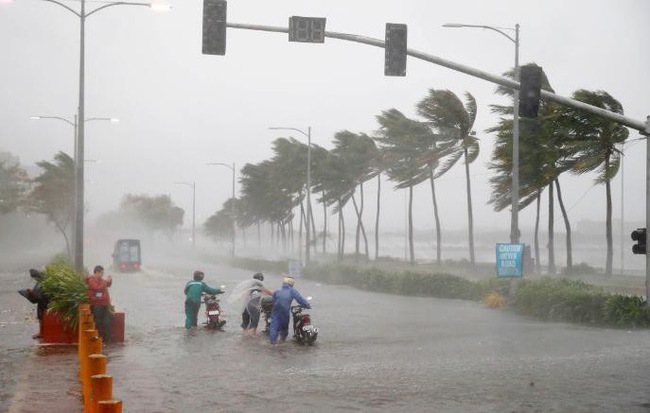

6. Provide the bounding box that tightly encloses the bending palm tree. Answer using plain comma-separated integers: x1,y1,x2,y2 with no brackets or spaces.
417,90,480,264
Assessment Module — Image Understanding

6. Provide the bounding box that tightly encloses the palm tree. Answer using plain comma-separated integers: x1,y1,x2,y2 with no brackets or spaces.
312,149,355,260
0,151,29,215
330,131,380,260
488,64,574,274
27,151,75,259
550,90,629,275
238,160,295,252
376,109,448,265
416,89,480,264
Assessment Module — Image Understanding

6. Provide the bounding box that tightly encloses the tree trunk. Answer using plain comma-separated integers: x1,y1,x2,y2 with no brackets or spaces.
463,147,475,265
55,221,72,262
338,199,345,261
548,182,556,274
408,185,415,265
322,190,327,255
298,202,304,262
555,178,573,273
429,167,442,265
605,154,613,276
534,192,541,274
375,174,381,260
351,190,369,261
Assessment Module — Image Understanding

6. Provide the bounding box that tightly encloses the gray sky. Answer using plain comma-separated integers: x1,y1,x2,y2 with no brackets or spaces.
1,0,649,240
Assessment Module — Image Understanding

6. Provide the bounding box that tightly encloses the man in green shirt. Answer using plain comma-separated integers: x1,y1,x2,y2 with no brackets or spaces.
184,270,225,329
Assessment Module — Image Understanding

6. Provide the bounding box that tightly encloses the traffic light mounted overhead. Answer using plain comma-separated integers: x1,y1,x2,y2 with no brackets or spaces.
385,23,407,76
519,65,543,117
631,228,647,254
289,16,326,43
202,0,227,55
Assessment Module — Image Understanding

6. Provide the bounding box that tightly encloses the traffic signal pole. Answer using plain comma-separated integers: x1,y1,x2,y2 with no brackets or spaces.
225,22,648,133
646,117,650,303
221,21,650,302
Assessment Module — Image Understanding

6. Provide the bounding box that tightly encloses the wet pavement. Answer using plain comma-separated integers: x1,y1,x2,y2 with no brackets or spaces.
2,249,650,412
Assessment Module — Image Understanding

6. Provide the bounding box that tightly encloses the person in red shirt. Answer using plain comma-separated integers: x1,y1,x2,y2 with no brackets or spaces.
86,265,113,343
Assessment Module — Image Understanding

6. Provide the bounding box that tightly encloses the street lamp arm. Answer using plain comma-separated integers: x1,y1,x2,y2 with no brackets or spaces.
269,126,309,139
38,0,81,17
206,162,234,172
86,117,119,123
30,115,75,127
443,23,516,44
85,1,152,18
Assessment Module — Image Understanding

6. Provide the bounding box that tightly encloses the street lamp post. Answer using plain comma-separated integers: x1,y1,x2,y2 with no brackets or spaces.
175,181,196,248
443,23,520,244
30,114,118,261
32,0,165,272
269,126,312,265
206,162,236,257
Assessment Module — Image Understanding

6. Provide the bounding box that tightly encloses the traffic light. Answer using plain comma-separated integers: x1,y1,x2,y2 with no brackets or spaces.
518,65,543,117
202,0,227,55
289,16,326,43
385,23,407,77
631,228,647,254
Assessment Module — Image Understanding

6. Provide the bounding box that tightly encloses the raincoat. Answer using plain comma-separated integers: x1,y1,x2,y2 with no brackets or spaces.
269,284,310,345
228,279,265,329
184,281,224,329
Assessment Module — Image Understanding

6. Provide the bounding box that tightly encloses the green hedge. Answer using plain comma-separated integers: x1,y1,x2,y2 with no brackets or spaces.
230,258,650,329
510,278,609,324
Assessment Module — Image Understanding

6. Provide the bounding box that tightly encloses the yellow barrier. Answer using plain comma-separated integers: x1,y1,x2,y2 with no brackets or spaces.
78,306,123,413
91,374,112,413
98,400,122,413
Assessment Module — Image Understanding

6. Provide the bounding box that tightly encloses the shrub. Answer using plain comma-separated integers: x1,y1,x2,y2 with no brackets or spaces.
231,258,650,329
603,295,650,328
39,261,88,329
511,278,608,323
230,257,288,275
475,277,512,297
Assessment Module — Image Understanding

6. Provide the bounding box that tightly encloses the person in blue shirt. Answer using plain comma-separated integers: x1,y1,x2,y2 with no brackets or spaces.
269,276,310,345
184,270,225,329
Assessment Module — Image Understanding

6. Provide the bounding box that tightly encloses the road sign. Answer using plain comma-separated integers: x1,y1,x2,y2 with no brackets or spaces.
496,243,524,277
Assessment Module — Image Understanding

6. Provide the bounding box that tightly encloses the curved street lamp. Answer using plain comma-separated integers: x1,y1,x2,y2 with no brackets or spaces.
206,162,236,257
269,126,312,265
443,22,520,244
30,114,117,260
24,0,167,271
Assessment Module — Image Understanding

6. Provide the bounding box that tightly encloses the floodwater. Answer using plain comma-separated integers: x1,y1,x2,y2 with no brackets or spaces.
3,249,650,412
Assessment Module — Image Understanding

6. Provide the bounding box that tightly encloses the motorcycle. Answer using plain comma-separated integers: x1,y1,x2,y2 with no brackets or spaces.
260,296,273,334
202,288,226,330
291,297,318,345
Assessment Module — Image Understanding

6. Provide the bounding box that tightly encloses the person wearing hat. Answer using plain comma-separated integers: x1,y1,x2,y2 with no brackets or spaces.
184,270,225,329
241,273,273,336
269,276,310,345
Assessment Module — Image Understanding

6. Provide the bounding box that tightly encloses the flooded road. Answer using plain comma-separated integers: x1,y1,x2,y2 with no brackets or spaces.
3,250,650,412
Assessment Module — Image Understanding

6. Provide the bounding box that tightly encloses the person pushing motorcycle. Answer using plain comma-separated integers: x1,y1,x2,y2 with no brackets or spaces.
241,272,273,336
184,270,225,329
269,276,310,345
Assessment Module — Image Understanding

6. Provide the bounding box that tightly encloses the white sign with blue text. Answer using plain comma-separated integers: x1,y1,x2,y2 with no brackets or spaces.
496,243,524,278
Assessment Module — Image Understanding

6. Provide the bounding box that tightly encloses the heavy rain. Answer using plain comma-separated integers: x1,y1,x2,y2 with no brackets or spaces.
1,0,650,412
